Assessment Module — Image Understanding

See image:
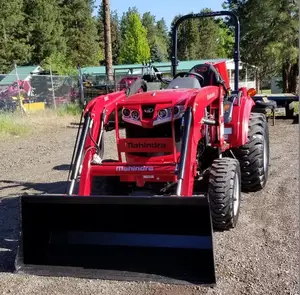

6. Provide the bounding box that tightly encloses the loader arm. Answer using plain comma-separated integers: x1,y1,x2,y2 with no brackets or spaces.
67,91,127,194
179,85,226,196
83,92,126,147
225,87,255,147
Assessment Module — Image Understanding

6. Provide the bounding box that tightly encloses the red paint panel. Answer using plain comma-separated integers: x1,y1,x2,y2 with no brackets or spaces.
120,175,177,183
118,138,174,153
90,163,176,177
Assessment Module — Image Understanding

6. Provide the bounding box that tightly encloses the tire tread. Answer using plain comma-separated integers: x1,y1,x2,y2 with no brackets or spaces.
208,157,241,230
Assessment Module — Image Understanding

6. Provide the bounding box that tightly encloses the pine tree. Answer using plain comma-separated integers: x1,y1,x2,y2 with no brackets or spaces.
118,11,150,64
142,12,156,48
24,0,66,65
215,19,234,58
110,10,122,65
119,7,139,41
151,43,165,62
142,13,169,62
58,0,100,67
224,0,299,92
0,0,32,73
173,15,200,60
196,9,220,59
169,9,233,61
154,18,169,61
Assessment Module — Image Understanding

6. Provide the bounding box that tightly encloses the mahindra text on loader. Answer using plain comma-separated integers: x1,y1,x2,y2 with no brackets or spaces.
14,10,270,286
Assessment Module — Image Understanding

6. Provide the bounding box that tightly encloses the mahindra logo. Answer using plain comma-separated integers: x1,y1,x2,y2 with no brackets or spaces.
143,108,154,113
127,142,166,148
116,166,154,172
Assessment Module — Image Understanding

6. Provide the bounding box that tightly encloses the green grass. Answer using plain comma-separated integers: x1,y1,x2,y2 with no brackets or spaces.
0,103,82,138
56,103,82,117
294,102,299,114
259,89,272,94
0,113,29,136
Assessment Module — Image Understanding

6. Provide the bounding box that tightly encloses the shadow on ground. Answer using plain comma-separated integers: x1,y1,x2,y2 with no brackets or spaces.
0,180,68,195
292,115,299,124
67,125,81,130
53,164,71,171
0,197,19,272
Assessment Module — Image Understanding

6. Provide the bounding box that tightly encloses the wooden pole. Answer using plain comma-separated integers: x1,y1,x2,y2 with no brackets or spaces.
102,0,113,81
49,66,57,109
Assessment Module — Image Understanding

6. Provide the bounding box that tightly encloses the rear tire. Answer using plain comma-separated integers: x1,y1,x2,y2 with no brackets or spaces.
233,112,269,192
208,157,241,230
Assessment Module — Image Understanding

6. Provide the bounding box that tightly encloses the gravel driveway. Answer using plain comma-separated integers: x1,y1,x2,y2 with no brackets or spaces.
0,119,298,295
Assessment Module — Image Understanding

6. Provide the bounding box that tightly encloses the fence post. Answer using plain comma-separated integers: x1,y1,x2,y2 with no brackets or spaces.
50,66,57,109
14,63,25,115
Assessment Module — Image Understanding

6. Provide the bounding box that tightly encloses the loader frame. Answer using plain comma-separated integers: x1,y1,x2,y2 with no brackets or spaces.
76,84,229,197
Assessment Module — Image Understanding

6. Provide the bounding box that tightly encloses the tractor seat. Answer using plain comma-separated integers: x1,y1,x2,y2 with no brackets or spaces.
167,76,201,89
189,63,221,87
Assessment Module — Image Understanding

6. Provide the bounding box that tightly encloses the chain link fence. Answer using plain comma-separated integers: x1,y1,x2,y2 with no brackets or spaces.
0,71,138,114
0,62,259,114
0,72,81,113
0,71,132,113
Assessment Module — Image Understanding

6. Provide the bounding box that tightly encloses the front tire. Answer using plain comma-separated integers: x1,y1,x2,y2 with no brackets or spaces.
208,157,241,230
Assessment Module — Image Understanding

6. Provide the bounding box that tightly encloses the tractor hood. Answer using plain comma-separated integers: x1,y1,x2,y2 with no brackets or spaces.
124,88,197,105
120,89,197,128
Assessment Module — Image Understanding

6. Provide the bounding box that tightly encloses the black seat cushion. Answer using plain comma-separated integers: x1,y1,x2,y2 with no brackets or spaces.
167,76,201,89
189,63,221,87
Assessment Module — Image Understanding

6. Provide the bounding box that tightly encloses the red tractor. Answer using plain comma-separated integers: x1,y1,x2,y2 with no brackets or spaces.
16,11,269,286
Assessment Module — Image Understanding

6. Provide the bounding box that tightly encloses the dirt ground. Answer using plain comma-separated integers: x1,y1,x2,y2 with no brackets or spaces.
0,118,299,295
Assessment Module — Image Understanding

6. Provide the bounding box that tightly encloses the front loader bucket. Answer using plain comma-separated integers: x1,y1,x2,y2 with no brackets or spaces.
15,194,216,285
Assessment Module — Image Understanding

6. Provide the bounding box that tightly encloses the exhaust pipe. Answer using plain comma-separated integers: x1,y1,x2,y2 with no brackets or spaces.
15,194,216,285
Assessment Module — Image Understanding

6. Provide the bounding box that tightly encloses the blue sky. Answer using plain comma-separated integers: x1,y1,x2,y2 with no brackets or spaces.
94,0,225,29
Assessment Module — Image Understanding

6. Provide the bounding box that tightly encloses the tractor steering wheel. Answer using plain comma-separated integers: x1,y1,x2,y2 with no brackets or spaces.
173,71,205,85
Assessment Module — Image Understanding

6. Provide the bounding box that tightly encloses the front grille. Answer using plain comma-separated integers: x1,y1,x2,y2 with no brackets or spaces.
125,120,181,141
125,119,182,157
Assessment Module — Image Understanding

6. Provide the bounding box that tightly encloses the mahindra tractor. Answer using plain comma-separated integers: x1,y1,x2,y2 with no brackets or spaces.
15,11,270,286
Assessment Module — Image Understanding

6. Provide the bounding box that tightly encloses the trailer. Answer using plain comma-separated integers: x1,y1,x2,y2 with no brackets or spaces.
253,93,299,120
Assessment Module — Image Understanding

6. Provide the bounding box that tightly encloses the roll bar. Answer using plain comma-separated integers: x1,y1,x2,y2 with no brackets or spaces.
170,11,240,92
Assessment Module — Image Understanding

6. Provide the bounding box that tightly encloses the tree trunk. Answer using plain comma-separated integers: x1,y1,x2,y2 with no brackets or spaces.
289,62,299,93
282,62,298,93
282,63,291,93
102,0,113,82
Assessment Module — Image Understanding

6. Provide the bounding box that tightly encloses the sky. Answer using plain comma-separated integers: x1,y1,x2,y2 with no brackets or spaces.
94,0,225,29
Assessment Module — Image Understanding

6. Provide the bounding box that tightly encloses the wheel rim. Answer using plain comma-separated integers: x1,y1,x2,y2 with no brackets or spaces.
233,173,240,216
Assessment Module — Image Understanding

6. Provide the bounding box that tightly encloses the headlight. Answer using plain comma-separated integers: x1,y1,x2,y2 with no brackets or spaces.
173,105,185,118
174,106,180,116
121,108,141,126
131,110,140,120
122,108,130,117
154,105,185,125
158,108,169,119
